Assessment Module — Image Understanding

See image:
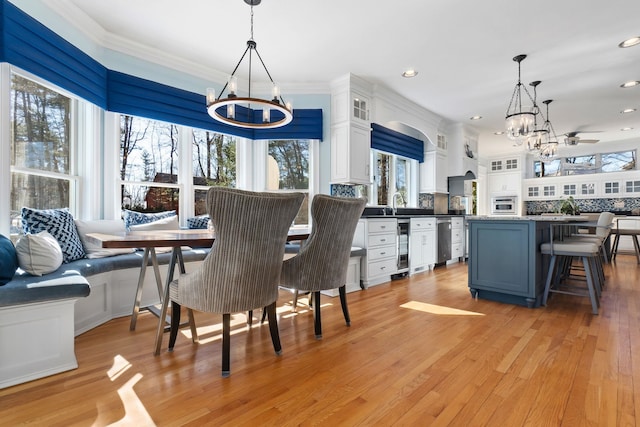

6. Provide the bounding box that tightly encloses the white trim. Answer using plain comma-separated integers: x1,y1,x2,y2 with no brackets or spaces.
0,63,12,236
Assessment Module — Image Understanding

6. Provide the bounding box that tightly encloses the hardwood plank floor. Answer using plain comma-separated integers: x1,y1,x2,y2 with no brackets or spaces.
1,255,639,426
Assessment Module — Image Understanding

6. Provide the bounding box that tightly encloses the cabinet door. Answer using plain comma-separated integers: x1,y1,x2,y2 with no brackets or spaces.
425,229,436,266
330,124,371,184
410,230,426,272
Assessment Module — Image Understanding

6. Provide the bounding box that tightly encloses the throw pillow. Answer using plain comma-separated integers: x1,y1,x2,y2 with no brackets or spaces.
0,234,19,285
15,231,63,276
122,209,176,230
74,219,136,259
187,215,210,229
130,215,180,253
21,207,85,263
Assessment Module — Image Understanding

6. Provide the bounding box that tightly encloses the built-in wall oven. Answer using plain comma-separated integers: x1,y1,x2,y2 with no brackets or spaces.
491,195,518,215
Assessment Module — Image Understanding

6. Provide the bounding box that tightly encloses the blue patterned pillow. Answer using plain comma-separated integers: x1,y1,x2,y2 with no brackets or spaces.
21,207,85,263
0,234,18,285
187,215,210,229
122,210,176,230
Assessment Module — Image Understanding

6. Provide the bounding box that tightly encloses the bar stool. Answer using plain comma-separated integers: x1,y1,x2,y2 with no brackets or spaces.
611,221,640,264
541,239,601,315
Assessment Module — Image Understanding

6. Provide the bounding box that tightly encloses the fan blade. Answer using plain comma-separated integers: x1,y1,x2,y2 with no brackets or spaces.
580,139,599,143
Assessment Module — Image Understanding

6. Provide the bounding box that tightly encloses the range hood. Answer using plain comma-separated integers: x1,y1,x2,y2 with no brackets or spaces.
448,171,476,196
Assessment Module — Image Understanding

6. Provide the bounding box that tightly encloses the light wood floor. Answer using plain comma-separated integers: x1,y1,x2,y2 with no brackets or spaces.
2,254,640,426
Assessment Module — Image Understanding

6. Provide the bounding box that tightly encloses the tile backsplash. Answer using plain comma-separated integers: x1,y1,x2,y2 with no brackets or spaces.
525,197,640,215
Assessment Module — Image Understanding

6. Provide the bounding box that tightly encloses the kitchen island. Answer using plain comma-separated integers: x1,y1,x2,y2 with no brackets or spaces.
467,215,588,308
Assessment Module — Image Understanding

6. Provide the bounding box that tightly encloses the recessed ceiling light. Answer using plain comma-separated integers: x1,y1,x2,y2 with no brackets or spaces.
621,108,637,114
470,115,482,120
621,127,634,131
619,36,640,48
494,131,505,135
402,69,418,78
620,80,640,88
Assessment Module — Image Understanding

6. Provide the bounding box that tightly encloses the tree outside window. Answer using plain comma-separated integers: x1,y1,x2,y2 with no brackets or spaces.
268,140,309,225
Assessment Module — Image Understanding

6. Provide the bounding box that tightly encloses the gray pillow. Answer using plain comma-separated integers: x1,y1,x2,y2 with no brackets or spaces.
15,231,63,276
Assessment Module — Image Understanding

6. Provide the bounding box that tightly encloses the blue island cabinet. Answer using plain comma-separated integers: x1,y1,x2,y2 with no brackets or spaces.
467,218,552,308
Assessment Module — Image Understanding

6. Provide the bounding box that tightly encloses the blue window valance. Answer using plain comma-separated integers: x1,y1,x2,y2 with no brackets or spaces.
0,0,322,140
371,123,424,162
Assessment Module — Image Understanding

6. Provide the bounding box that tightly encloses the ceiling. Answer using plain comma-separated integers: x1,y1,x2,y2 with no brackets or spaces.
50,0,640,157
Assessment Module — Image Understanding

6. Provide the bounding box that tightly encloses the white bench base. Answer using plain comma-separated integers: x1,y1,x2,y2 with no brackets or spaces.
0,299,79,389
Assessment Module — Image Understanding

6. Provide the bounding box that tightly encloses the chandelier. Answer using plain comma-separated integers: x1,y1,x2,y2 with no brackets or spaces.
505,54,536,140
525,81,548,152
206,0,293,129
537,99,559,162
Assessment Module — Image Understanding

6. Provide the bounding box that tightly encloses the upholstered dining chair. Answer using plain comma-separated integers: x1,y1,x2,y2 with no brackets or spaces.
280,194,366,339
165,187,304,377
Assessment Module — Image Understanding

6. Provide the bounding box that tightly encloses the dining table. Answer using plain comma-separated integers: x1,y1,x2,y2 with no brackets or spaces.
86,227,310,355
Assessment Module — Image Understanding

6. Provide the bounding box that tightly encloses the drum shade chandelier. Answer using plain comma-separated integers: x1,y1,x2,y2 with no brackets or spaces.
505,54,536,140
206,0,292,129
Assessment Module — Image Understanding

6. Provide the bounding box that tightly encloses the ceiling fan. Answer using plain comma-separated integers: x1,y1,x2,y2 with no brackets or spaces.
563,131,600,146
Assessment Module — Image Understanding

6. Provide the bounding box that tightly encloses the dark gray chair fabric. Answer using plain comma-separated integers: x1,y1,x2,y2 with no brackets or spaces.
167,187,304,377
280,194,366,338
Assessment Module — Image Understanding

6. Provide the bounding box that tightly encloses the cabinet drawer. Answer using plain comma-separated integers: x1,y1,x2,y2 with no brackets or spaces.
368,219,396,233
367,258,397,277
452,243,463,258
368,245,396,261
452,229,463,244
368,233,396,247
410,218,436,231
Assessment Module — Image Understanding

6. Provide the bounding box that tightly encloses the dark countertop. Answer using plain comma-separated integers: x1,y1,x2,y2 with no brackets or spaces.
361,206,466,218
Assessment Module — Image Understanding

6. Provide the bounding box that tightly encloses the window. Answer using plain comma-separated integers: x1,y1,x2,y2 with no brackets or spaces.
491,160,502,171
192,129,236,215
528,186,539,197
602,151,636,172
369,150,412,208
564,155,596,175
353,97,368,121
563,184,576,195
268,139,310,226
505,159,518,170
10,73,76,234
534,159,561,177
543,185,555,197
120,115,180,213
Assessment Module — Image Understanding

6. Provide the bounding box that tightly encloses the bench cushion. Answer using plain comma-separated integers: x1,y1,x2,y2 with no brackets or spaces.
0,271,90,307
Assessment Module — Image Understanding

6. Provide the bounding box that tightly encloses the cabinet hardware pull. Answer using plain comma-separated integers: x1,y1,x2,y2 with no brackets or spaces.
380,252,386,255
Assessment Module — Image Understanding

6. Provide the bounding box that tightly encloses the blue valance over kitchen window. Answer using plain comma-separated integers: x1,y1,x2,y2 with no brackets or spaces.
0,0,322,140
371,123,424,162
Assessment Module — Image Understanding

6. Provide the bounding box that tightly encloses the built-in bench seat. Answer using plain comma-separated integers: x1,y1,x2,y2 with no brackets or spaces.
0,247,210,389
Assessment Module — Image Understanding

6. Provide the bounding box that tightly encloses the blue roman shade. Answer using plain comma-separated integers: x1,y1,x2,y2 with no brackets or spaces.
371,123,424,162
0,0,322,140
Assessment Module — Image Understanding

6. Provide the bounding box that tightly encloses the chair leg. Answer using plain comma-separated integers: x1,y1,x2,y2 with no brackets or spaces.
168,301,181,351
338,285,351,327
222,313,231,377
187,309,198,343
247,310,253,327
266,302,282,355
292,290,299,312
260,307,267,323
583,256,599,315
313,291,322,339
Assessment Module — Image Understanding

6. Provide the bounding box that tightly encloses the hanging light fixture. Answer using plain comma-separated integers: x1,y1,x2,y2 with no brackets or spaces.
206,0,293,129
537,99,559,162
505,54,536,140
525,81,548,152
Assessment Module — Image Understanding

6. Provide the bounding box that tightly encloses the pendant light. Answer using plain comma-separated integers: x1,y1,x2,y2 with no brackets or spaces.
537,99,559,162
525,81,548,152
505,54,536,140
206,0,293,129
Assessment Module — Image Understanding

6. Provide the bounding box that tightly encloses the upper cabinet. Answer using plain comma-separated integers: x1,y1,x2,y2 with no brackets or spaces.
447,123,478,178
330,74,373,185
420,150,448,193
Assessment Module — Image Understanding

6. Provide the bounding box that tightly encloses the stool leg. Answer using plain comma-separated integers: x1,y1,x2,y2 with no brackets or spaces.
543,255,558,306
611,234,620,261
583,256,599,315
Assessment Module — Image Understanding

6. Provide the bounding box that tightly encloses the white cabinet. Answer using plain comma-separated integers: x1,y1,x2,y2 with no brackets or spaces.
451,217,464,260
420,151,448,193
330,124,371,184
352,218,397,287
488,171,520,194
409,217,436,274
330,74,373,185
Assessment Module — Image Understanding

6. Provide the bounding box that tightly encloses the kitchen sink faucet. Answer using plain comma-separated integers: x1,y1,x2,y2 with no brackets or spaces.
392,192,403,216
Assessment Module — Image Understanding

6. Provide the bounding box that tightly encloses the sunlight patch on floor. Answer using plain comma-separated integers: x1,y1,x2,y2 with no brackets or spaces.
400,301,485,316
107,355,132,381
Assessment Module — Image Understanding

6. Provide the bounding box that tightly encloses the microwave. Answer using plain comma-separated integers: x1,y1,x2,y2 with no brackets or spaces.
491,196,518,215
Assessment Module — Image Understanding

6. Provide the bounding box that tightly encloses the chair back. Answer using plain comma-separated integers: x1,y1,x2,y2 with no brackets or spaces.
281,195,366,291
595,212,615,238
176,188,304,313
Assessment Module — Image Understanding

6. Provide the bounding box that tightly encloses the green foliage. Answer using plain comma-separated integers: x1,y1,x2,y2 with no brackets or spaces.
558,196,580,215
